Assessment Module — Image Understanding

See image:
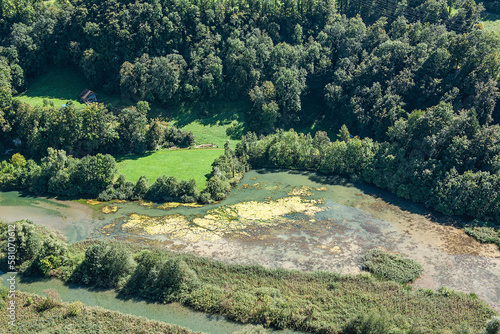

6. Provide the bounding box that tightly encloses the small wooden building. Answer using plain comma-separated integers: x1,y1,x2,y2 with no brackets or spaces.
79,89,97,103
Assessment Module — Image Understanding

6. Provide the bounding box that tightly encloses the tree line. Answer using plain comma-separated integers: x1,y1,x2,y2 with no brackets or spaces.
235,103,500,224
1,0,499,145
0,100,194,157
0,138,248,203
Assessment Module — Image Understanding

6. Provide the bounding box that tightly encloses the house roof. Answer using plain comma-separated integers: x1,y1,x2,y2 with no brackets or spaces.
79,89,95,100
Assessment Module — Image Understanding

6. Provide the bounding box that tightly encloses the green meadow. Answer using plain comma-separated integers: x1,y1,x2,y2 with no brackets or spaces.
15,68,88,108
15,68,250,187
481,12,500,34
115,149,223,190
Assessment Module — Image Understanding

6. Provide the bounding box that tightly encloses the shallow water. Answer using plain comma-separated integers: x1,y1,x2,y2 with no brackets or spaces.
1,169,499,313
0,273,294,334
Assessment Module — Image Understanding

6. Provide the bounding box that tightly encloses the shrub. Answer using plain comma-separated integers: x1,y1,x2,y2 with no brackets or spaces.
38,289,61,311
453,324,475,334
362,249,423,283
39,255,63,275
74,241,134,288
482,317,500,334
67,301,83,317
343,312,393,334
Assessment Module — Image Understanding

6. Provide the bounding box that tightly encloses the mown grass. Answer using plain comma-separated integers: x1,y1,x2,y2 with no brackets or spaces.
481,12,500,34
0,291,202,334
115,149,223,189
167,100,250,148
15,68,88,108
361,249,424,284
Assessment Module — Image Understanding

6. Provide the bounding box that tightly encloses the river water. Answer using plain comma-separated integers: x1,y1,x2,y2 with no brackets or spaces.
1,169,499,316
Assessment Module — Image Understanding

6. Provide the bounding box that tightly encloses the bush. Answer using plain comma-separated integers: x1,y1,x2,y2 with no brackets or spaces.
483,317,500,334
67,301,83,317
343,312,393,334
39,255,63,276
123,252,201,302
362,249,423,283
74,241,134,288
37,289,61,311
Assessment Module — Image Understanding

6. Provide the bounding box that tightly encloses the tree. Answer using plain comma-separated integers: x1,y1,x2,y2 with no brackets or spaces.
273,66,307,124
72,153,117,196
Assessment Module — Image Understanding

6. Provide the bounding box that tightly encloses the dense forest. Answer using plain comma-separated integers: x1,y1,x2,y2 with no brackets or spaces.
0,0,500,224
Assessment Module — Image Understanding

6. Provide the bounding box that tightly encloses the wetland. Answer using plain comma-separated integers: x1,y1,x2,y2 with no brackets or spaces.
1,168,499,314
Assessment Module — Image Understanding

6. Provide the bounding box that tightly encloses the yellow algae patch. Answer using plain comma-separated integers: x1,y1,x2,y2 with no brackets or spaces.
86,199,102,205
101,205,118,214
288,185,313,196
121,213,222,242
102,222,117,230
316,186,328,191
228,196,325,221
138,200,155,208
157,202,203,210
119,195,326,243
331,246,341,254
113,200,127,204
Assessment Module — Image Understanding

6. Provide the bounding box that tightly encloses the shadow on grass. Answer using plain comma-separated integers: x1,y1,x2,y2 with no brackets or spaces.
113,151,156,163
168,100,250,128
481,11,500,22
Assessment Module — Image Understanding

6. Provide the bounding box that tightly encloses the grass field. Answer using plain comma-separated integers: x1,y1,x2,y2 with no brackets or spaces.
16,68,249,187
115,149,224,189
15,68,88,108
481,12,500,34
167,100,250,148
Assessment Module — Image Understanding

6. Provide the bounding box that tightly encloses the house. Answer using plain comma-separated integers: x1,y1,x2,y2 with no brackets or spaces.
79,89,97,103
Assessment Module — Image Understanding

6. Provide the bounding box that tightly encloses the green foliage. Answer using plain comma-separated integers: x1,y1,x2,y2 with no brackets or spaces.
10,153,26,168
343,312,394,334
482,317,500,334
362,249,423,283
66,301,83,317
39,255,63,276
10,227,498,333
124,251,201,302
1,292,199,333
37,289,61,311
73,241,134,288
0,278,8,308
465,225,500,248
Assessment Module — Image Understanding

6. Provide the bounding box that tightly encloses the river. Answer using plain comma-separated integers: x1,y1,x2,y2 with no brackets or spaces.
1,169,499,316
